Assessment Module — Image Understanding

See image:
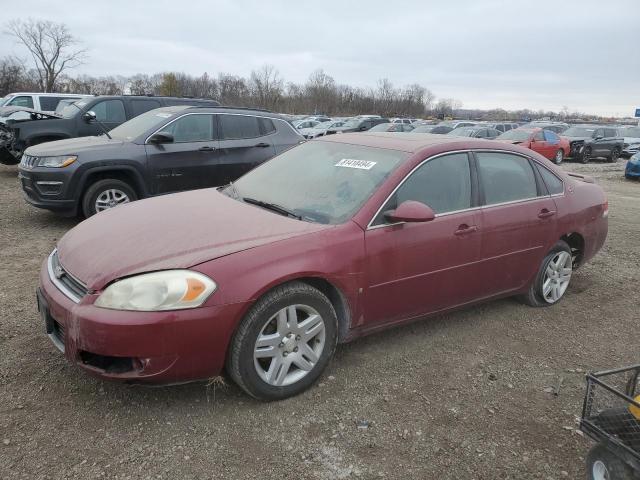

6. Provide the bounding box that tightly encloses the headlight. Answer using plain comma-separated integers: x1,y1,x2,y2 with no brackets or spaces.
37,155,77,168
94,270,216,311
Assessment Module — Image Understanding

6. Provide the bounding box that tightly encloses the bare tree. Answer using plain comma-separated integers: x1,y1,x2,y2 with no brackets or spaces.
6,18,86,92
248,64,283,110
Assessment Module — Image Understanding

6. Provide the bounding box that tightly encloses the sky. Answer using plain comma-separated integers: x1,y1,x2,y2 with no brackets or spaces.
1,0,638,117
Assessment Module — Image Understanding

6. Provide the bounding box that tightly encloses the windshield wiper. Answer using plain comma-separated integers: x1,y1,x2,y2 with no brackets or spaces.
242,197,302,220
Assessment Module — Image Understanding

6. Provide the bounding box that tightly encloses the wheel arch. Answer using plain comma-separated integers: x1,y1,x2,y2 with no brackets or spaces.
237,275,354,344
560,232,585,268
79,166,148,204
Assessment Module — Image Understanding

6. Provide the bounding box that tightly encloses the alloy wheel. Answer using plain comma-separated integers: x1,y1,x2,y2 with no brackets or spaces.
542,251,572,303
95,189,131,212
555,149,563,164
253,304,326,387
592,460,609,480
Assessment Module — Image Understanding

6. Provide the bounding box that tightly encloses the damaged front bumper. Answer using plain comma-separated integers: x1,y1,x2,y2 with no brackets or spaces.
0,123,20,165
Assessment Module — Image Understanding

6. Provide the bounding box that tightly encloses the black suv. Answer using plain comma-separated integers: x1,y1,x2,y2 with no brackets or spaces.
18,106,303,217
1,95,220,165
562,125,624,163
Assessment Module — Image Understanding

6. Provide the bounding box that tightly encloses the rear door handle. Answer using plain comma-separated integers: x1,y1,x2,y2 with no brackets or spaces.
253,143,270,148
198,146,216,152
538,209,556,219
454,224,478,236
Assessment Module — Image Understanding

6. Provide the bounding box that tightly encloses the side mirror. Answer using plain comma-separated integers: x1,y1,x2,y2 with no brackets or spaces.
384,200,436,223
148,132,174,144
83,111,97,123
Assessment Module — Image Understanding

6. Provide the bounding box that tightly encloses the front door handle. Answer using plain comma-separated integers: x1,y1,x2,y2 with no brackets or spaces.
454,224,478,236
253,143,270,148
198,146,216,152
538,209,556,219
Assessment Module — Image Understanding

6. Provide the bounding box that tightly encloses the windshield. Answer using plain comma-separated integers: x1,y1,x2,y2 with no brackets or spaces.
108,109,175,141
369,123,392,132
448,127,475,137
562,127,594,137
497,129,531,141
621,127,640,137
0,95,12,107
60,100,89,118
228,141,406,224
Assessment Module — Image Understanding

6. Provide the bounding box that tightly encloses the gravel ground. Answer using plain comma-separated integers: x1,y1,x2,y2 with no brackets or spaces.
1,157,639,479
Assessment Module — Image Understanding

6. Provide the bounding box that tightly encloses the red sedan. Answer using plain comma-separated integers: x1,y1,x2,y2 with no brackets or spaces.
496,127,570,164
38,133,608,400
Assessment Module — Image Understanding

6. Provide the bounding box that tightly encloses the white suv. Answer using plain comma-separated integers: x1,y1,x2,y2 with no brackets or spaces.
0,92,91,114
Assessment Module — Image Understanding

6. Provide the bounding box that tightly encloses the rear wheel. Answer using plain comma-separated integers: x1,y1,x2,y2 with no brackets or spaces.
608,148,620,163
581,147,592,164
227,281,337,401
586,444,635,480
519,240,572,307
81,179,137,218
554,149,564,165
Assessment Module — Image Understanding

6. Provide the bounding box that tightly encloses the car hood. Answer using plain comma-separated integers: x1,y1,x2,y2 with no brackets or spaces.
26,135,126,156
496,139,527,145
0,106,61,118
331,126,358,132
56,189,329,290
299,127,325,134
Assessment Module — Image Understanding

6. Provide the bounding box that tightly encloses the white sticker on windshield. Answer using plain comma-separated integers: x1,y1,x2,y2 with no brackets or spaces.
156,113,172,118
335,159,377,170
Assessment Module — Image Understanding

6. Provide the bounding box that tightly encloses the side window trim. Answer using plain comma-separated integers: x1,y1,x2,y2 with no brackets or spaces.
367,150,476,229
144,112,217,144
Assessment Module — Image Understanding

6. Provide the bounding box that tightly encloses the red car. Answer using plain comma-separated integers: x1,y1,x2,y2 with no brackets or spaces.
497,127,570,165
38,133,608,400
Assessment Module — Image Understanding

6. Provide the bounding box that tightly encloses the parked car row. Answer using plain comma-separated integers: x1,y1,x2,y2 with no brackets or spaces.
0,94,220,165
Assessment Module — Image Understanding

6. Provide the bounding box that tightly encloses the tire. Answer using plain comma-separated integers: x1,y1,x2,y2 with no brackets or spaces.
227,281,338,401
586,444,635,480
608,148,620,163
519,240,573,307
81,179,137,218
554,149,564,165
581,147,592,164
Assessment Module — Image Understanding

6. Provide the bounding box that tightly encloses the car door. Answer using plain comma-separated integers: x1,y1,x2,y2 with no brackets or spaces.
146,113,220,194
364,152,483,326
216,113,277,185
78,99,127,136
474,151,558,297
529,129,551,158
604,128,618,155
543,130,562,159
592,128,606,157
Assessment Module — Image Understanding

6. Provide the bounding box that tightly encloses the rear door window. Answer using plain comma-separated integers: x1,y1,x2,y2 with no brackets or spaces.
130,99,161,117
476,152,538,205
38,96,68,111
604,128,617,138
219,114,262,139
543,130,560,144
258,117,276,135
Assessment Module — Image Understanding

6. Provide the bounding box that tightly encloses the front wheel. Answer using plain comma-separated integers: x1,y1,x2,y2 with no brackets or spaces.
554,149,564,165
227,282,337,401
586,444,635,480
81,179,137,217
519,240,572,307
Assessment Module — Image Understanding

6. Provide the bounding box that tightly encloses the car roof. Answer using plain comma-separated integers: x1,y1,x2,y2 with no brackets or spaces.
317,132,517,153
178,105,285,119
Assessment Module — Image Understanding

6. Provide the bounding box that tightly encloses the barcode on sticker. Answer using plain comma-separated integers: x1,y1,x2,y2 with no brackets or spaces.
335,159,377,170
